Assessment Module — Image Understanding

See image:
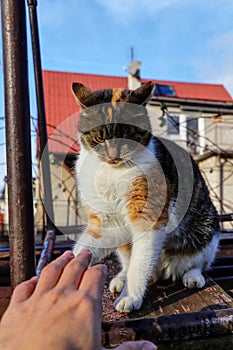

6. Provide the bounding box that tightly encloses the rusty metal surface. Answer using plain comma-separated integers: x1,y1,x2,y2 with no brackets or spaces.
1,0,35,287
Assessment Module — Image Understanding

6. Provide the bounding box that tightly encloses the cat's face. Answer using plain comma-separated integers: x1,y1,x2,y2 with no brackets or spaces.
72,82,154,165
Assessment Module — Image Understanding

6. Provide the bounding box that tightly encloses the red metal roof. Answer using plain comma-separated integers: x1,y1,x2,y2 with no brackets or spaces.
149,79,233,102
42,70,232,155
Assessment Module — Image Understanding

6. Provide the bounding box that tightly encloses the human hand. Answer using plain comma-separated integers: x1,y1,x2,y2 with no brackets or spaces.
0,250,156,350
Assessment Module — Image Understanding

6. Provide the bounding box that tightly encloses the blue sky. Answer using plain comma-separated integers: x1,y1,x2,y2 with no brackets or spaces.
1,0,233,190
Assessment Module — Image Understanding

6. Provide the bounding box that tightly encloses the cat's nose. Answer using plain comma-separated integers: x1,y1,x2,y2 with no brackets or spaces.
108,157,122,164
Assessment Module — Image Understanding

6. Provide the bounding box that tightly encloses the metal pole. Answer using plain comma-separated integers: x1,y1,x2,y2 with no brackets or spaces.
27,0,55,230
27,0,56,272
219,157,227,231
1,0,35,287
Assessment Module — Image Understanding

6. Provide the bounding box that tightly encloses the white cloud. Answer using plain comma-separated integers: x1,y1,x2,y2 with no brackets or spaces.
191,30,233,97
35,0,233,98
94,0,181,24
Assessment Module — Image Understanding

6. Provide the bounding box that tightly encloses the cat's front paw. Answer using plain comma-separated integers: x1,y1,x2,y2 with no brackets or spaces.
114,295,143,313
182,269,205,289
109,276,125,293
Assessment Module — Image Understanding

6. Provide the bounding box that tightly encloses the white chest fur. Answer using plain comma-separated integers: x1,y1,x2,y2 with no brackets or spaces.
76,145,157,228
77,149,136,216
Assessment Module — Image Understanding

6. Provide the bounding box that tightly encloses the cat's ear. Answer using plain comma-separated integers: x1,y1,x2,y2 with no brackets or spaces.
72,82,93,109
129,81,155,105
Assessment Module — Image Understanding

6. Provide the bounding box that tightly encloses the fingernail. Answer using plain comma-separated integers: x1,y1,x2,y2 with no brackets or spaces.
62,250,74,258
141,342,157,350
30,276,39,282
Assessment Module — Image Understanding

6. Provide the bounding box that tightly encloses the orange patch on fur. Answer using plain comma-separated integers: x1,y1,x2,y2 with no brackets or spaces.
112,88,123,103
126,173,171,231
107,107,113,122
118,244,132,254
86,213,102,239
127,175,148,221
148,277,157,286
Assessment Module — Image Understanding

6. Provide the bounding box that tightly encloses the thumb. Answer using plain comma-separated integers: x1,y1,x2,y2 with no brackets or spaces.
113,340,157,350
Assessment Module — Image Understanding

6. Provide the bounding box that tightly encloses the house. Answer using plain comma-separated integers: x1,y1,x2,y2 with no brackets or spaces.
0,177,38,240
35,68,233,234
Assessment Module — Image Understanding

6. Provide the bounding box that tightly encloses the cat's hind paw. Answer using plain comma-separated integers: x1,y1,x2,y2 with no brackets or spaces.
182,268,205,289
114,295,143,313
109,276,125,293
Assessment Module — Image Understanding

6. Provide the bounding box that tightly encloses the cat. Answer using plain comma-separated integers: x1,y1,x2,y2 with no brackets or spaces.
72,81,220,313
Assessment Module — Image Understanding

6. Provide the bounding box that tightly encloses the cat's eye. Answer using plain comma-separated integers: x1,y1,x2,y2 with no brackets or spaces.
93,136,105,144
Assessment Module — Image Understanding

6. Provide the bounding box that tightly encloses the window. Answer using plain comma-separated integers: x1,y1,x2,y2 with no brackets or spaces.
154,84,176,97
186,116,198,154
166,115,179,135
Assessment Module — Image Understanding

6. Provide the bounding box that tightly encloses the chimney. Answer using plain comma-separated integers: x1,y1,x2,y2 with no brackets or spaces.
128,60,141,90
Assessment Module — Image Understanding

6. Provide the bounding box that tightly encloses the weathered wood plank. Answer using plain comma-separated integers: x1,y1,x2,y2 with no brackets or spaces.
102,257,233,322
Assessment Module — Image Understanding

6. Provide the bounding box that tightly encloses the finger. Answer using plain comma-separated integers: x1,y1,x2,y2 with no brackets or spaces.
78,263,107,306
57,249,92,289
78,264,107,346
10,276,38,303
113,340,157,350
34,251,74,295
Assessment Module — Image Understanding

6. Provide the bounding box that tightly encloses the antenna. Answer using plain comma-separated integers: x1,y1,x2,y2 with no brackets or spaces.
130,46,134,62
